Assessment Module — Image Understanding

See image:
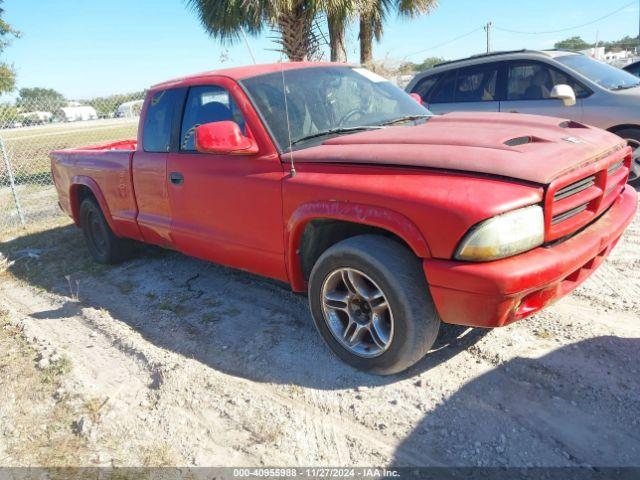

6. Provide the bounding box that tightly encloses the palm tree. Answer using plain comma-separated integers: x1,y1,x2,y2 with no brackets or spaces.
326,0,359,62
187,0,329,62
358,0,438,65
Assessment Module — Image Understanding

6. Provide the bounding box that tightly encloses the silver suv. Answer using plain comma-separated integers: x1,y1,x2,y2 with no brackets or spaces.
406,49,640,184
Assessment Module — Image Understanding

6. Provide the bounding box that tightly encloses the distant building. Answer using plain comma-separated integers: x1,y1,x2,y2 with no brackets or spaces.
579,46,635,67
579,46,606,60
58,106,98,122
116,99,143,118
19,111,52,124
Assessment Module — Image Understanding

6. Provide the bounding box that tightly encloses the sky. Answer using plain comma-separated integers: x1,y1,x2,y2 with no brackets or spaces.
2,0,639,99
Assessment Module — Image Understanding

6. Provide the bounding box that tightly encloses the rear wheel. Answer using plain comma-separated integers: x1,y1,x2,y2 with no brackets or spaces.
80,198,133,264
614,128,640,185
308,235,440,375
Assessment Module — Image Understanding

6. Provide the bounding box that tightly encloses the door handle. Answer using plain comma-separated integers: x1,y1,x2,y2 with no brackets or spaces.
169,172,184,185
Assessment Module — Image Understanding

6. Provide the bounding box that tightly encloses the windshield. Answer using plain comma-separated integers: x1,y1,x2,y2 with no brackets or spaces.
556,54,640,90
241,66,431,150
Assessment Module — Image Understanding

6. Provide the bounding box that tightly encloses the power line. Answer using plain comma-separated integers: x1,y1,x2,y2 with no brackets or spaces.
403,26,484,59
494,1,636,35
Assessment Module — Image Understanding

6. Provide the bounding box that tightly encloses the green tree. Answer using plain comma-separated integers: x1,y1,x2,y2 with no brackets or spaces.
554,36,592,51
602,35,640,51
327,0,357,62
398,56,444,73
359,0,438,65
0,0,20,94
16,87,66,112
187,0,332,61
0,102,19,127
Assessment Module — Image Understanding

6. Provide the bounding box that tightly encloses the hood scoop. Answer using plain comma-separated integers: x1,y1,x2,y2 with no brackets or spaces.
504,135,549,147
559,120,589,129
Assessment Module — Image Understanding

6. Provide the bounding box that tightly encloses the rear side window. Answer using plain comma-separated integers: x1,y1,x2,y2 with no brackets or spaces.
454,64,498,102
142,89,181,152
430,71,457,103
180,85,246,151
411,74,440,102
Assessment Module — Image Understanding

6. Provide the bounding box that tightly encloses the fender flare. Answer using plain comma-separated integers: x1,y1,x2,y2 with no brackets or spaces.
285,200,431,291
69,176,118,233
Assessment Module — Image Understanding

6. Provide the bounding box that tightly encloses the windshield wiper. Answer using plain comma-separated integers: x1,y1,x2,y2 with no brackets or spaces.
290,126,384,146
379,114,432,126
612,84,640,91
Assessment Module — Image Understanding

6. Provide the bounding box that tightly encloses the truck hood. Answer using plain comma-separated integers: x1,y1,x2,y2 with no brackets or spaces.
282,112,626,184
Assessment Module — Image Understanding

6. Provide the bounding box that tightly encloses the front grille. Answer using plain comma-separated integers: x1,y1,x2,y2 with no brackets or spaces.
544,147,631,242
608,161,623,175
553,175,595,201
551,203,589,225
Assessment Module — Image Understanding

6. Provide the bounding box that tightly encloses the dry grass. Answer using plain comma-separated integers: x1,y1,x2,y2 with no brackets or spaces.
140,443,177,467
0,308,88,466
0,216,95,290
83,397,109,424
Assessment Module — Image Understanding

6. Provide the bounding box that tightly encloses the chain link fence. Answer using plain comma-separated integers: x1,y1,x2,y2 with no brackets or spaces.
0,94,143,233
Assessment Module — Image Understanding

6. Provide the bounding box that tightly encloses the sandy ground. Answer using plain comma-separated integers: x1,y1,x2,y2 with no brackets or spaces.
0,198,638,467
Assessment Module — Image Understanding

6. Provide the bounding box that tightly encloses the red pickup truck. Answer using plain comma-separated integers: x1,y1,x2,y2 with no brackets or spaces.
51,63,637,374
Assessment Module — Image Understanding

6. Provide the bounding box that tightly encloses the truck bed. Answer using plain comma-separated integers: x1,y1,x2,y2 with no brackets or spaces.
50,139,141,241
61,139,137,152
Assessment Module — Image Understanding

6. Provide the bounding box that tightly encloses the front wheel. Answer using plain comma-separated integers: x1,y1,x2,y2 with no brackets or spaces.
308,235,440,375
614,128,640,185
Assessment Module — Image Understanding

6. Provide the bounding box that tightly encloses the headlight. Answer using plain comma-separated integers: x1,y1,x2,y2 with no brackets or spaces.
455,205,544,261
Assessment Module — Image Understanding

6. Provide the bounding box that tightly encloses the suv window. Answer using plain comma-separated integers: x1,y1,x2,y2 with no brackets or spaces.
142,89,181,153
412,74,440,102
454,64,498,102
507,61,589,100
430,71,457,103
180,85,246,151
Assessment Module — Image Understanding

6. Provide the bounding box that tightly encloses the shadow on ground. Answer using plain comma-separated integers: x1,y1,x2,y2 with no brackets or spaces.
392,336,640,467
1,224,489,389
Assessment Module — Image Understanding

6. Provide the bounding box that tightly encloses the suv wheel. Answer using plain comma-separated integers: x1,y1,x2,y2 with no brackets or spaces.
615,128,640,185
80,198,133,264
308,235,440,375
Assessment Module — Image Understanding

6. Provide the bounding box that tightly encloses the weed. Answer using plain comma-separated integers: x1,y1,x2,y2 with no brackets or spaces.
117,280,135,295
141,442,176,466
84,397,109,423
41,355,72,384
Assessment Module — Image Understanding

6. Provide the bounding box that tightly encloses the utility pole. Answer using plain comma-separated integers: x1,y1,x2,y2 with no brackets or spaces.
484,21,493,54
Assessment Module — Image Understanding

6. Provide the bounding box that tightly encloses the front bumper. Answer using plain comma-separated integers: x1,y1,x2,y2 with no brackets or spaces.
424,185,638,328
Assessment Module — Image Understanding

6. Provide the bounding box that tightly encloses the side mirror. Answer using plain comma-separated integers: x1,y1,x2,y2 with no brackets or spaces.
550,84,576,107
195,121,258,155
409,92,424,105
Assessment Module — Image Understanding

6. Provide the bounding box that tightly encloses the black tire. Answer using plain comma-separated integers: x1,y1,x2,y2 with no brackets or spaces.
308,235,440,375
613,128,640,186
79,198,133,264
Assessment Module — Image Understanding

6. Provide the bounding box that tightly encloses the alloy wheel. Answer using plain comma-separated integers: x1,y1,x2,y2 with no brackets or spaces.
625,138,640,182
321,268,394,358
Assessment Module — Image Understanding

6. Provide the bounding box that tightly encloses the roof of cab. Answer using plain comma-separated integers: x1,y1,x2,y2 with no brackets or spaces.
151,61,350,90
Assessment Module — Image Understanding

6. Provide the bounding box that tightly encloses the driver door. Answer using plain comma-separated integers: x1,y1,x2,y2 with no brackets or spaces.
166,80,288,281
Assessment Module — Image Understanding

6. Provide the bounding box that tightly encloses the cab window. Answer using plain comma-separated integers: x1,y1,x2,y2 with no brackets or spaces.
180,85,246,151
142,89,181,153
